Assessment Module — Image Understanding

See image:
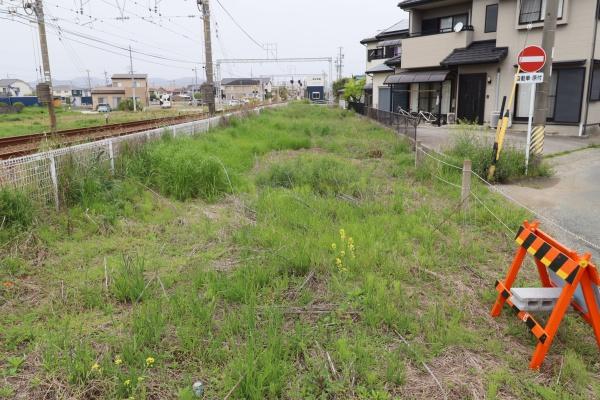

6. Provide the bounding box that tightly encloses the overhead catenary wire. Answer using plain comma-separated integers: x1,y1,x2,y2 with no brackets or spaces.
214,0,264,50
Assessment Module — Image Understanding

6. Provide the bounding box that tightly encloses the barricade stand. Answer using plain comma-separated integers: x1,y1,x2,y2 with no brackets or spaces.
491,220,600,369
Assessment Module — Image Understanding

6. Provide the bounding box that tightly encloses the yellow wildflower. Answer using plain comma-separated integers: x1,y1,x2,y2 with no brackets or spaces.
91,363,100,372
124,379,131,386
339,229,346,241
114,356,123,366
347,237,353,245
145,356,155,367
331,243,337,250
137,376,144,382
340,250,345,257
335,258,342,266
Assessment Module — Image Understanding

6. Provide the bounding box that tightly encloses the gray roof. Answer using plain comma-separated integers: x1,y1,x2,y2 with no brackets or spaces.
91,86,126,94
112,74,148,79
0,78,30,87
384,70,450,84
221,77,271,86
441,40,508,66
366,63,395,74
398,0,438,10
361,19,409,44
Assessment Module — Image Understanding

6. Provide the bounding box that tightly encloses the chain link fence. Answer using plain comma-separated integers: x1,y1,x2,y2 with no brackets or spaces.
365,108,418,144
0,104,285,208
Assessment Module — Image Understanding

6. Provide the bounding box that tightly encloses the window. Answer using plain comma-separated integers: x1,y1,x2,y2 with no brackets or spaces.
516,66,584,123
519,0,564,24
590,63,600,101
485,4,498,32
368,47,385,61
422,13,469,34
417,83,441,113
311,92,321,100
384,45,400,58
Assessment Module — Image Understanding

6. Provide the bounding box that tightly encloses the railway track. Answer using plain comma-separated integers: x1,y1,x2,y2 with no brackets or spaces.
0,112,209,159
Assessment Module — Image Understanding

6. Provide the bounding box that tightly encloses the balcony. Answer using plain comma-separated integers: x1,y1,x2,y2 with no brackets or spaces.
401,27,473,69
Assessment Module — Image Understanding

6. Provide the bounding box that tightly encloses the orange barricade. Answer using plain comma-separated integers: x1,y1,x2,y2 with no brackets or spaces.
491,220,600,369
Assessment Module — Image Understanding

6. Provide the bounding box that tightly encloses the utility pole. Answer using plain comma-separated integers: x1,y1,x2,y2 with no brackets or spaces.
336,47,344,81
104,70,109,86
192,66,199,106
129,45,137,112
33,0,57,133
530,0,559,165
199,0,215,114
86,69,92,93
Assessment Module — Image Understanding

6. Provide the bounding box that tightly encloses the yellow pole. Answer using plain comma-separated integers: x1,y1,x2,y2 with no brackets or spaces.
488,67,520,181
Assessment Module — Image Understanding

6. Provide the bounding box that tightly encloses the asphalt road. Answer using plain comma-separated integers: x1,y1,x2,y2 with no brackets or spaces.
501,148,600,260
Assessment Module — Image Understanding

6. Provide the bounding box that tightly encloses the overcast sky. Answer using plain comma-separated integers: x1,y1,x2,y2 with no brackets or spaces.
0,0,407,85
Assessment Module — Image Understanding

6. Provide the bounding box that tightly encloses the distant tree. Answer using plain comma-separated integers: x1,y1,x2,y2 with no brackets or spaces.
12,102,25,113
343,78,366,103
333,78,349,100
150,92,158,101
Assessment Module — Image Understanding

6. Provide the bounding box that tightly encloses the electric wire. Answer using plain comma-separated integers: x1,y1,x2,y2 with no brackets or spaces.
214,0,264,50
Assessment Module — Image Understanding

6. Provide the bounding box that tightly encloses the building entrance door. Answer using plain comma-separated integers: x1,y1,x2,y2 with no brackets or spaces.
458,74,486,124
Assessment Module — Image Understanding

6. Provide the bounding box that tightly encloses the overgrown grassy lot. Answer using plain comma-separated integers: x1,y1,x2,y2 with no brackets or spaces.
1,104,599,399
0,106,198,138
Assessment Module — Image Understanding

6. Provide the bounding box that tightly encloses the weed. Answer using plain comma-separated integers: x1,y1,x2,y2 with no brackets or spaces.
0,187,34,230
447,129,552,182
111,254,147,303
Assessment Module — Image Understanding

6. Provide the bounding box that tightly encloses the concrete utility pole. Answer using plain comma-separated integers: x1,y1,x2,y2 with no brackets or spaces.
104,70,109,86
336,47,344,81
86,69,92,93
530,0,559,165
199,0,216,114
129,45,137,112
192,66,199,105
33,0,57,133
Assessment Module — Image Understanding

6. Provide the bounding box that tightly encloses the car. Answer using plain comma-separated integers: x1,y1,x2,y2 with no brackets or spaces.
97,103,111,112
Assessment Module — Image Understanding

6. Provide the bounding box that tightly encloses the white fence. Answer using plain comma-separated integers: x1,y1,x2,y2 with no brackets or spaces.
0,104,286,209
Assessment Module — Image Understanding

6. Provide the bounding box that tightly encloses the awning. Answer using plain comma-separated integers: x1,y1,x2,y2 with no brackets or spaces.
363,82,373,90
384,70,450,84
378,39,402,47
365,63,394,74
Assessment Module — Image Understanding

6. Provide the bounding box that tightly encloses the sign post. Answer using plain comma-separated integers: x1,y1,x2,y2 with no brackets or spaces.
517,45,546,174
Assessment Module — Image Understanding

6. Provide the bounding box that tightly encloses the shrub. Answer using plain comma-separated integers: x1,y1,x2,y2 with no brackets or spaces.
118,98,144,112
12,102,25,113
0,188,34,230
111,254,147,303
447,130,552,183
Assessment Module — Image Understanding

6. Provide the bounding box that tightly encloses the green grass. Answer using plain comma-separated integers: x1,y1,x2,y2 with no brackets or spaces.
0,105,197,138
1,104,598,399
447,128,553,183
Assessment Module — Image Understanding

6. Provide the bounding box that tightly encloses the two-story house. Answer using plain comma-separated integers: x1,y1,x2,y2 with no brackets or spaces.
361,20,409,110
386,0,600,135
91,74,149,109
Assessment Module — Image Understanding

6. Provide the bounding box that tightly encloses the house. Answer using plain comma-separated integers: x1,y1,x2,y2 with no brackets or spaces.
220,78,272,101
360,20,409,110
386,0,600,135
0,79,33,97
71,88,92,107
91,74,149,109
305,77,325,102
52,85,73,100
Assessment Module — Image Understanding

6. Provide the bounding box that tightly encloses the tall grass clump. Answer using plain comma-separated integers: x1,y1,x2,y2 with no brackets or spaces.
257,154,364,196
122,140,232,202
448,130,552,182
112,254,147,303
0,188,35,232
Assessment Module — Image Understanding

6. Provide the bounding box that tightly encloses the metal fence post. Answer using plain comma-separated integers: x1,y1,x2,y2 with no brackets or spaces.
461,159,472,212
108,139,115,174
415,141,422,168
49,155,59,211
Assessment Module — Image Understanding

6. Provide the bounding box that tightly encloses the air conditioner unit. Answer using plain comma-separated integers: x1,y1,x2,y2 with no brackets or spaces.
447,112,457,124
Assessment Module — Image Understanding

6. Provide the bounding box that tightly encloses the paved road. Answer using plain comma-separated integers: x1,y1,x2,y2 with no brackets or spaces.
417,125,600,155
501,148,600,260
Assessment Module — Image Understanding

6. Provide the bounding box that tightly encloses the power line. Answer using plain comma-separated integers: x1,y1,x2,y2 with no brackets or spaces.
214,0,263,50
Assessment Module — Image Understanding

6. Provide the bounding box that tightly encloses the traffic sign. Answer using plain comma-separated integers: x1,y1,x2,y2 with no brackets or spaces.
516,72,544,84
518,46,546,73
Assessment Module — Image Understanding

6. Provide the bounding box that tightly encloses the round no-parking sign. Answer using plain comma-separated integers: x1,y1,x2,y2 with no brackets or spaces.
518,46,547,73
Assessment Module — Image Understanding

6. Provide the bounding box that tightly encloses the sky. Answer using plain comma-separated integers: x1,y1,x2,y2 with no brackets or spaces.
0,0,407,86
